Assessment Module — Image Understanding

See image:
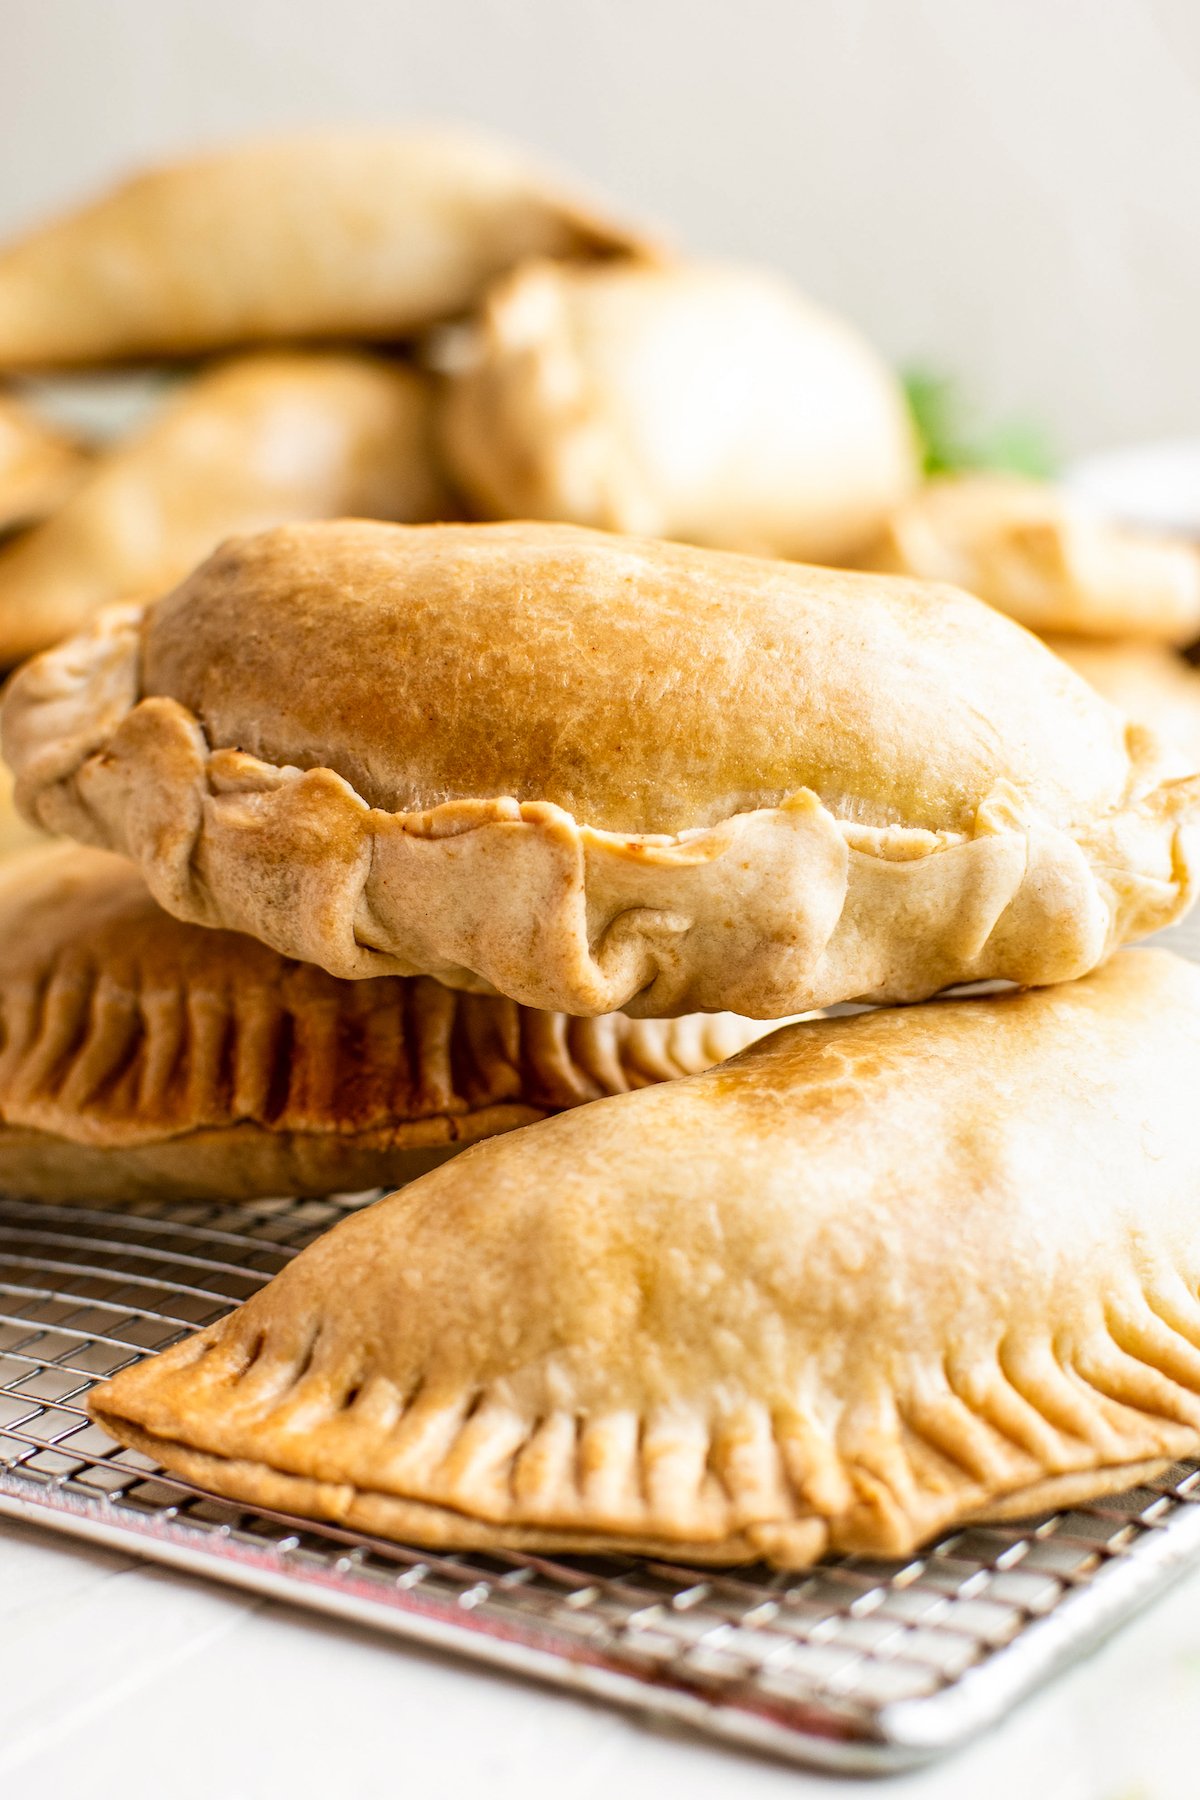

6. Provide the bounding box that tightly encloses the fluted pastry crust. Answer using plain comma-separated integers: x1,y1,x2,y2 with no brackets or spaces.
862,473,1200,644
4,520,1198,1018
0,352,452,665
0,843,764,1202
0,130,651,370
0,391,87,535
91,951,1200,1565
439,259,917,563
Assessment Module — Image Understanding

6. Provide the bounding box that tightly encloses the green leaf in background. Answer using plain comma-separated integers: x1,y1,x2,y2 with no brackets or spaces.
903,367,1058,481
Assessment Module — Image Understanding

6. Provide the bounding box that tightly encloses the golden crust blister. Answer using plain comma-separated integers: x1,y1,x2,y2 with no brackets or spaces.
91,951,1200,1566
4,519,1198,1019
0,842,767,1202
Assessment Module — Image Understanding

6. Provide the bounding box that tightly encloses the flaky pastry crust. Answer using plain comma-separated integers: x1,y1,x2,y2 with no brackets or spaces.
4,520,1198,1018
91,951,1200,1566
0,842,764,1202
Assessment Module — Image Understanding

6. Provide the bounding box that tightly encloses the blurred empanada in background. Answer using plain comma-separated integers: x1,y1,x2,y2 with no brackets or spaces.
0,129,651,370
0,350,451,664
860,472,1200,644
439,259,917,565
0,389,87,535
1046,636,1200,773
7,519,1198,1020
0,842,769,1204
89,951,1200,1565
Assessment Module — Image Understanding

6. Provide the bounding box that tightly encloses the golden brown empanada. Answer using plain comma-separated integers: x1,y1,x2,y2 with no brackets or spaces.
5,519,1197,1019
0,842,765,1203
439,259,917,563
0,351,451,665
861,473,1200,644
1046,637,1200,772
90,950,1200,1566
0,130,648,370
0,390,87,534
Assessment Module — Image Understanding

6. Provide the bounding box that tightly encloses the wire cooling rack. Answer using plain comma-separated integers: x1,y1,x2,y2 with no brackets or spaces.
3,1194,1200,1773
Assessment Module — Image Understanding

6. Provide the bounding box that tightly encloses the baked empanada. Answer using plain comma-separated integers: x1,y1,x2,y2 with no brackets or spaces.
0,130,648,370
439,259,917,563
0,842,763,1203
861,473,1200,644
90,950,1200,1566
0,351,451,665
1046,637,1200,773
0,390,87,534
5,520,1197,1019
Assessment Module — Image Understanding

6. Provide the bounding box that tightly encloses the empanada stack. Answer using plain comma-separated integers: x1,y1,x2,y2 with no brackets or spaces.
0,128,923,659
0,127,1197,1572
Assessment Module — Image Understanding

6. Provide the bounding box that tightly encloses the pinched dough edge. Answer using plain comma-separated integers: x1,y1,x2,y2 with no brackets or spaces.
5,602,1200,1017
91,1265,1200,1568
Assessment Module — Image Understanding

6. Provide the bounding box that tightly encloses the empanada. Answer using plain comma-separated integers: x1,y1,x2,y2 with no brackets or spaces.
0,842,764,1203
861,473,1200,644
439,259,917,563
0,351,451,665
90,950,1200,1566
5,519,1197,1019
1046,637,1200,773
0,130,648,370
0,390,87,534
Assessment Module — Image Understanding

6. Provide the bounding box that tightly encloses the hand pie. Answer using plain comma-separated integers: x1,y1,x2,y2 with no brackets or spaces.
0,390,87,535
1046,637,1200,774
0,130,648,370
439,259,917,564
5,519,1197,1019
0,842,764,1204
861,473,1200,644
0,351,451,665
90,950,1200,1566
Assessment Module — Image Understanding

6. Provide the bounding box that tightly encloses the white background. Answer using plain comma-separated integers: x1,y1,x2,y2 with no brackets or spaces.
3,0,1200,457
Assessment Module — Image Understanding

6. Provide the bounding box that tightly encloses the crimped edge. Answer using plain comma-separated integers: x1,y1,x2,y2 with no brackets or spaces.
5,600,1200,1017
89,1407,1182,1571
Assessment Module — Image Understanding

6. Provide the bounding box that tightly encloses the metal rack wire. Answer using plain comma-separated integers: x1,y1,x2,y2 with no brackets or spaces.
3,1192,1200,1772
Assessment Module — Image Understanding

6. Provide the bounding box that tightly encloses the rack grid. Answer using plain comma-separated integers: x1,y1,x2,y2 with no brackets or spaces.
4,1190,1200,1773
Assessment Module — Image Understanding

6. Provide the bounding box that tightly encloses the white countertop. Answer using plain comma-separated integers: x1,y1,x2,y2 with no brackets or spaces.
4,1511,1200,1799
